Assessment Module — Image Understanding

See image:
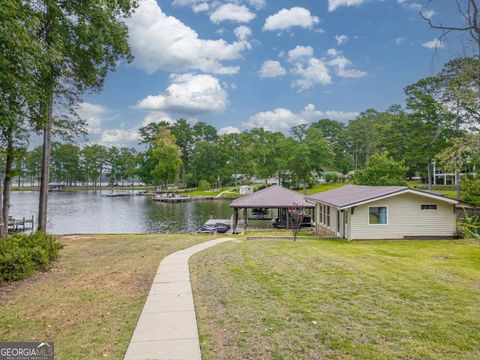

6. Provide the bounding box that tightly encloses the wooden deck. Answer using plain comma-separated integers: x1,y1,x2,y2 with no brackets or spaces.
8,216,34,232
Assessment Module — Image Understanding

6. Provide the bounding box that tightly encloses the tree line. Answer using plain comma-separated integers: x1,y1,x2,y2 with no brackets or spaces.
8,53,479,201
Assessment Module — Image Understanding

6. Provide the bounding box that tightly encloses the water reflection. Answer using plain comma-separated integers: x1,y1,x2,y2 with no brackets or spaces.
9,191,232,234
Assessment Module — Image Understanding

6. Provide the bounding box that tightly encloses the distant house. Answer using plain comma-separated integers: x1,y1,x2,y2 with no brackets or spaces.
305,185,459,240
239,185,253,195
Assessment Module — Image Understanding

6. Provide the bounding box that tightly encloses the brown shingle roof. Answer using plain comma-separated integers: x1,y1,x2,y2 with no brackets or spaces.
305,185,408,208
230,185,314,208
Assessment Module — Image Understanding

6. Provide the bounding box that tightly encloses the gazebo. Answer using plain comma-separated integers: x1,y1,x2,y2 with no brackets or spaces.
230,185,315,233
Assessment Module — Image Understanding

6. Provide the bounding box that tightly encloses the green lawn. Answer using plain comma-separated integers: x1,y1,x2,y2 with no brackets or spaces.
300,182,347,195
190,238,480,360
0,234,209,359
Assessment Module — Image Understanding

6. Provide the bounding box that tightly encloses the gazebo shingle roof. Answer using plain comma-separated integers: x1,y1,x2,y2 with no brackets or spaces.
230,185,314,208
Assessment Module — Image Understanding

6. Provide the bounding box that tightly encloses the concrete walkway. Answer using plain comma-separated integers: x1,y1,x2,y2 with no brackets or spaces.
124,238,233,360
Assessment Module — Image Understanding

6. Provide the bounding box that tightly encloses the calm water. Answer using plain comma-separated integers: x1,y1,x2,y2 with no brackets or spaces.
10,191,232,234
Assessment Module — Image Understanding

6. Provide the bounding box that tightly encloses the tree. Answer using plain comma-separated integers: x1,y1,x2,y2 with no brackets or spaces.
31,0,137,232
0,2,44,236
190,141,227,188
288,204,304,242
311,119,352,173
150,129,183,187
25,147,43,186
436,134,480,199
405,76,457,187
352,152,408,186
288,126,334,194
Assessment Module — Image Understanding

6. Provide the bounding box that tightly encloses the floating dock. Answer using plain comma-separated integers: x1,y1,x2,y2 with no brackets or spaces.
152,194,217,202
102,192,133,197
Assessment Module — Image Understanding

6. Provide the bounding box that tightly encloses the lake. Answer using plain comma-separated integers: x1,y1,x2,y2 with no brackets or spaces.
9,191,233,234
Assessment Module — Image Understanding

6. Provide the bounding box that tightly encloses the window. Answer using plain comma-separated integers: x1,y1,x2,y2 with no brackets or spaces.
320,205,323,224
421,205,438,210
369,206,387,225
326,206,331,227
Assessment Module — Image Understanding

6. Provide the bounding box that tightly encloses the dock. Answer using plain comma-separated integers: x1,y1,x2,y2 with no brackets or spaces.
152,194,217,202
102,192,133,197
8,216,35,232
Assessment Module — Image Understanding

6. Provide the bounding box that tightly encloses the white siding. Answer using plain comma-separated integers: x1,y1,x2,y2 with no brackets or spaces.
349,193,456,240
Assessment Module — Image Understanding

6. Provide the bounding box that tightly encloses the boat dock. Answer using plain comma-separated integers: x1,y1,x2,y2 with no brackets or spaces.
102,192,133,197
152,194,217,202
8,216,35,232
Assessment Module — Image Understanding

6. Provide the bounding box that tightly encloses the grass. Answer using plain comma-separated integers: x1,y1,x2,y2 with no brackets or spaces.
301,182,347,195
0,233,209,359
190,237,480,359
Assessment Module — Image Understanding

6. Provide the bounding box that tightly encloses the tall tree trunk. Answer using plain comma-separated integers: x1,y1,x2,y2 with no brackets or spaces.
38,96,53,232
455,169,461,200
427,160,432,191
303,176,307,195
3,129,14,235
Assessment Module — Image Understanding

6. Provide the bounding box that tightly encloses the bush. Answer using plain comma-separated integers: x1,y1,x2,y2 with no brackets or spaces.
0,232,62,283
324,172,339,183
352,152,408,186
198,180,211,191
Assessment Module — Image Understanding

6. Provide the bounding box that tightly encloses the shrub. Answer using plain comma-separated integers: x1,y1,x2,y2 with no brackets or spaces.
198,180,211,191
352,152,408,186
324,172,339,183
0,232,62,283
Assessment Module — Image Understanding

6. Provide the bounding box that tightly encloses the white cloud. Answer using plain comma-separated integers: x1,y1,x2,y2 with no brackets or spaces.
218,126,241,135
422,38,445,49
126,0,248,75
264,7,319,31
76,102,108,135
335,34,348,45
258,60,287,78
245,104,359,132
326,48,367,78
421,9,436,19
210,4,256,24
141,112,175,127
395,37,405,45
99,129,140,147
291,58,332,91
234,25,252,41
287,45,314,62
192,2,209,12
328,0,366,12
247,0,266,10
137,73,228,115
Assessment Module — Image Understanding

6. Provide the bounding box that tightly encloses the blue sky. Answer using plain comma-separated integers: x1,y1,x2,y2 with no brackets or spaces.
79,0,467,147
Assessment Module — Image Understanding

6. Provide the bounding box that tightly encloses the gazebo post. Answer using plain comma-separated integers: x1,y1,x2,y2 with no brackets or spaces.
243,208,248,230
286,208,290,229
232,208,238,233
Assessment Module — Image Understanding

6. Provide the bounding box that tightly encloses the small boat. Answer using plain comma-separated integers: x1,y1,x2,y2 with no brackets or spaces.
252,208,268,219
272,216,313,228
199,223,231,234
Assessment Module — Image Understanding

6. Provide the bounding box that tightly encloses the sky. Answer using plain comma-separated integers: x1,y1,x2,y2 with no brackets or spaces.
78,0,468,147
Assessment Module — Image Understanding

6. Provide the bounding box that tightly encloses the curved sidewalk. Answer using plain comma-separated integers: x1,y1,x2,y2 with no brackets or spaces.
124,238,233,360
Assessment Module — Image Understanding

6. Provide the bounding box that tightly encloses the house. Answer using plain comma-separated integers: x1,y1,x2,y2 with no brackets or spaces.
239,185,253,195
305,185,459,240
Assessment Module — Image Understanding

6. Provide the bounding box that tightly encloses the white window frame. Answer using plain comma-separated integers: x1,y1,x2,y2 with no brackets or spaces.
368,205,389,226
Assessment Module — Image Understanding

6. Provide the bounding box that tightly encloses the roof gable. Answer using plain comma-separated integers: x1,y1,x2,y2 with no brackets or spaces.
230,185,314,208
